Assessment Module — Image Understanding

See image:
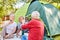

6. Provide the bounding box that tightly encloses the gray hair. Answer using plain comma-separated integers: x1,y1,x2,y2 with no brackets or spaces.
31,11,40,19
9,13,15,17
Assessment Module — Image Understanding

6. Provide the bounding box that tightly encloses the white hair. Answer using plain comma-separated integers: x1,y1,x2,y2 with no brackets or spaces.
31,11,40,19
9,13,15,17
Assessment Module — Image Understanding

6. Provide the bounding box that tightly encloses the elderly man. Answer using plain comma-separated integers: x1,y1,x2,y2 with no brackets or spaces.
21,11,44,40
3,13,17,39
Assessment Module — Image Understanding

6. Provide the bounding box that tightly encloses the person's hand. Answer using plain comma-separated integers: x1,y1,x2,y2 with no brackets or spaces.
16,33,19,37
5,35,9,39
18,35,22,38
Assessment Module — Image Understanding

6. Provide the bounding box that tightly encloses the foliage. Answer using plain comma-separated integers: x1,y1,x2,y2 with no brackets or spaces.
0,0,17,18
40,0,60,10
0,0,32,19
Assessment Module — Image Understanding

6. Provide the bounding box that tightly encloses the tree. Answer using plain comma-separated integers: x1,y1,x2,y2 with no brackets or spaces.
40,0,60,10
0,0,17,18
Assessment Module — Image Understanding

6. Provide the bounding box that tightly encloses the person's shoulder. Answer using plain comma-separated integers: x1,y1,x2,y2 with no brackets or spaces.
27,19,34,24
13,22,17,25
14,22,16,23
13,22,17,27
30,19,37,22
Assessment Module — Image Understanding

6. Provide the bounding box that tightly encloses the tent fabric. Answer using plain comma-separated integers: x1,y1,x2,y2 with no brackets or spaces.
26,1,60,36
44,4,60,36
26,1,45,19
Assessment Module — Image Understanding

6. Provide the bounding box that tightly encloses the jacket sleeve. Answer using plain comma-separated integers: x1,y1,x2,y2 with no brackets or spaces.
22,20,33,30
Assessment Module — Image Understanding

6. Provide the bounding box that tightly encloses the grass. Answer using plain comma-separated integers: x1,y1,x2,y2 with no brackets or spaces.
15,3,30,23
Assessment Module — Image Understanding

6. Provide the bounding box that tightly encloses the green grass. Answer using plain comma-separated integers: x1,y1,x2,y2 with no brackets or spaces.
15,3,30,23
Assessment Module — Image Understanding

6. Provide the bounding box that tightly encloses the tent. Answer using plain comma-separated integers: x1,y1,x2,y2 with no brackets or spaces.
26,1,60,40
43,4,60,36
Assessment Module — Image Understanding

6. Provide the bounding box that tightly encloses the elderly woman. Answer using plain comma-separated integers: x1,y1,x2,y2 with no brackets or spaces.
3,14,17,38
21,11,44,40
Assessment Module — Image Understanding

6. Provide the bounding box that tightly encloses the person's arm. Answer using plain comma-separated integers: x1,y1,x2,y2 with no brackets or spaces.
5,26,16,38
16,23,22,36
22,20,33,30
17,29,20,33
16,28,21,36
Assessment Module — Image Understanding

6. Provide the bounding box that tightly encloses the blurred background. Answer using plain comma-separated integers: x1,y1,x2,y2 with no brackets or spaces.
0,0,60,40
0,0,60,21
